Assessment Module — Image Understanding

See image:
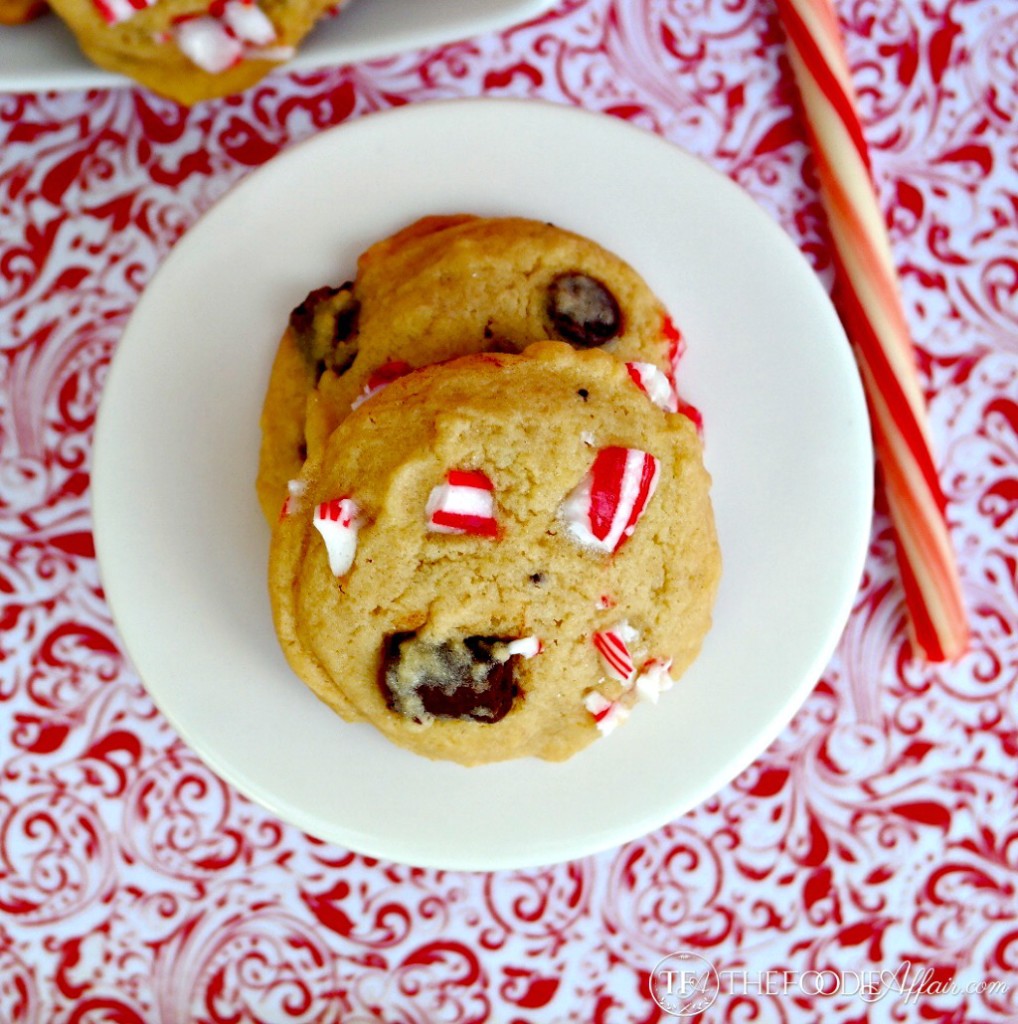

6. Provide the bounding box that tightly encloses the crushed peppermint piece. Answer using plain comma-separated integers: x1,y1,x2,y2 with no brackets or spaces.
426,469,499,537
596,593,617,610
592,622,638,684
561,447,660,554
351,360,413,410
174,17,242,73
658,315,704,436
279,478,307,519
312,496,361,576
634,657,675,703
502,636,542,659
662,314,686,382
584,691,630,735
626,361,680,413
587,624,677,736
168,0,282,73
221,0,275,43
93,0,151,25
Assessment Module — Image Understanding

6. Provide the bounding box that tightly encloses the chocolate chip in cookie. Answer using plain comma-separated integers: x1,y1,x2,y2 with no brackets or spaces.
289,283,360,381
546,272,623,348
379,632,524,723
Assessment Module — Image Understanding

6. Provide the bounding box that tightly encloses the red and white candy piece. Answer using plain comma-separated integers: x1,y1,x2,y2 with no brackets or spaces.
634,657,675,704
351,360,413,410
174,16,243,72
626,361,679,413
586,623,678,734
656,317,705,435
561,447,660,554
279,478,306,520
661,314,686,383
426,470,499,537
312,496,361,576
173,0,285,73
592,622,638,684
93,0,151,25
584,691,631,736
220,0,275,42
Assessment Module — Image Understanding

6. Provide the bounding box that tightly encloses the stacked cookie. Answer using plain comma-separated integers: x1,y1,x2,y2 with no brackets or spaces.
262,215,721,765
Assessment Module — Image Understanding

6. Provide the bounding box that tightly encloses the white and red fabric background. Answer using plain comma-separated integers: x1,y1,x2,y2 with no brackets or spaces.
1,0,1016,1020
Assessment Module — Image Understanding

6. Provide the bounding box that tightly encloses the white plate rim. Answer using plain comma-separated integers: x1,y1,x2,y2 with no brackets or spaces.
91,97,874,871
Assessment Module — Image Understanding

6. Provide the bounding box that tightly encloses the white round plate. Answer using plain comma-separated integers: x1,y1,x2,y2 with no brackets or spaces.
92,99,873,871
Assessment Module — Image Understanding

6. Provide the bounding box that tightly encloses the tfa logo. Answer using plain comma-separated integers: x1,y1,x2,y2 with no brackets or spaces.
649,952,721,1016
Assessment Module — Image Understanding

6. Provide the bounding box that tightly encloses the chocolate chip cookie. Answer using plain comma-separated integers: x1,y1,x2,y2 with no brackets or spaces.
269,342,720,765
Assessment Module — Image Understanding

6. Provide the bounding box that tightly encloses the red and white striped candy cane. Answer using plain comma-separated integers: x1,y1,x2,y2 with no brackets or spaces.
774,0,967,661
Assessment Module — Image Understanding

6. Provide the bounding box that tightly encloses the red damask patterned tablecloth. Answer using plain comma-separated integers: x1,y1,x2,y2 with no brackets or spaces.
1,0,1017,1020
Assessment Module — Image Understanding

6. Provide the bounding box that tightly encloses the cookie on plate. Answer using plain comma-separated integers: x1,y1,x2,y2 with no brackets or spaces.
46,0,348,104
269,342,720,765
256,214,689,522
